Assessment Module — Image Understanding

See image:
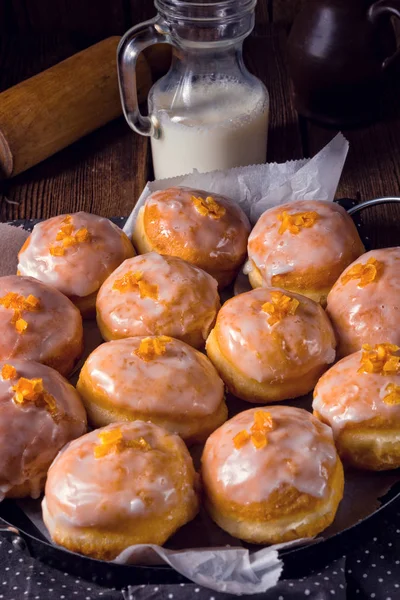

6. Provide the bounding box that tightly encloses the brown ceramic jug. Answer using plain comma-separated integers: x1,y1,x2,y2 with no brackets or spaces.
287,0,400,126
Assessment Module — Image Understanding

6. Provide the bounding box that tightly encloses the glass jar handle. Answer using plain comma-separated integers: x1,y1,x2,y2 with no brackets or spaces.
117,17,171,138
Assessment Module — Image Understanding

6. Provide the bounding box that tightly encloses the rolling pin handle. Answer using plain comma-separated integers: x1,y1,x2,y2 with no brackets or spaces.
117,18,170,139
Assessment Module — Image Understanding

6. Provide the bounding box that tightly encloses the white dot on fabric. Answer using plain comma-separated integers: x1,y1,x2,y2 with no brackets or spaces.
305,591,310,596
387,571,392,575
75,580,80,584
330,592,335,596
380,555,385,559
332,571,337,575
7,551,12,554
386,597,392,600
379,578,384,583
363,574,368,578
339,585,344,589
396,561,400,565
61,596,65,599
373,537,377,542
324,577,329,581
357,560,361,563
278,596,284,600
371,564,376,568
210,597,215,600
314,582,320,586
168,595,174,599
180,584,185,587
395,584,400,588
37,583,41,586
289,582,294,586
48,589,53,592
195,589,200,593
348,570,352,574
18,559,23,563
388,543,392,547
5,569,9,572
12,588,17,591
154,588,159,592
371,594,376,599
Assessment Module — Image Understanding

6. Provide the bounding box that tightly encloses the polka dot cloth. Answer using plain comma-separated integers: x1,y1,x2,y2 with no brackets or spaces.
0,505,399,599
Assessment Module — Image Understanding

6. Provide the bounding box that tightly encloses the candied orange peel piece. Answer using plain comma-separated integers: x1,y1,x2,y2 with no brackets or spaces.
0,292,41,334
112,271,159,299
383,383,400,405
358,343,400,376
94,428,152,458
262,291,300,326
277,210,319,235
233,410,274,450
341,257,382,288
191,195,226,219
12,377,58,418
134,336,171,361
1,364,17,380
51,216,91,255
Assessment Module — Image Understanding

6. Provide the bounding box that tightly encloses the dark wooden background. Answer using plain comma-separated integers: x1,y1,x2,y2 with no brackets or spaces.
0,0,399,249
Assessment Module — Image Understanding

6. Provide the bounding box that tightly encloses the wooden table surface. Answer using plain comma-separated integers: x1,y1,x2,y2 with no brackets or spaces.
0,21,399,250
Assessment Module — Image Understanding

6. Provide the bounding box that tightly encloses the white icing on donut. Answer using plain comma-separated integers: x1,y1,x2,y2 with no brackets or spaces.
142,187,250,259
43,422,198,528
326,248,400,353
0,360,86,500
17,212,133,298
201,406,338,504
248,200,363,285
213,288,336,383
83,337,224,417
313,350,400,434
96,253,220,341
0,275,82,366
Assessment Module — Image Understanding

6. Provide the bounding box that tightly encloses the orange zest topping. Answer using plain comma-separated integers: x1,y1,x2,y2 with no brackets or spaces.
262,291,300,326
112,271,159,299
50,216,91,256
233,430,250,449
12,377,58,418
134,336,171,361
0,292,41,334
278,210,319,235
94,428,152,458
358,344,400,376
341,257,382,288
383,383,400,405
191,195,226,219
233,410,274,450
1,364,17,380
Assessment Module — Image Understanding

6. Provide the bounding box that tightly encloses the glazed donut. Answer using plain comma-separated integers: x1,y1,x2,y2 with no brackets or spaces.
77,336,227,444
313,343,400,470
0,275,83,376
132,187,251,288
17,212,135,317
326,247,400,358
96,253,220,348
201,406,344,544
247,200,365,305
0,359,86,500
42,421,199,560
206,288,336,403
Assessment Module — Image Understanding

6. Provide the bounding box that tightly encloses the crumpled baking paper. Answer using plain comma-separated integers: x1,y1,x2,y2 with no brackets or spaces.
123,132,349,237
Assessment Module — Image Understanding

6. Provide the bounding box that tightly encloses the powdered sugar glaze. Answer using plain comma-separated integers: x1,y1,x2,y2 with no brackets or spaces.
0,359,86,500
96,253,220,341
83,337,224,417
42,422,198,528
313,351,400,434
201,406,338,504
214,288,336,383
0,276,82,366
326,248,400,354
17,212,134,298
142,187,250,258
248,200,363,283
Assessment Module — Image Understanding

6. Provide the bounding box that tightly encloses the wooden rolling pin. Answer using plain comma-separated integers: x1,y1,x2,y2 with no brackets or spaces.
0,36,152,178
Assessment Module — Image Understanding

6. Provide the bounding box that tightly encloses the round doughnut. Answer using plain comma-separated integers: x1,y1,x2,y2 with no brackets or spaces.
42,421,199,560
206,288,336,403
77,336,227,444
313,343,400,470
247,200,365,305
96,253,220,349
326,247,400,358
132,187,251,288
17,212,135,317
0,359,86,500
201,406,344,544
0,275,83,376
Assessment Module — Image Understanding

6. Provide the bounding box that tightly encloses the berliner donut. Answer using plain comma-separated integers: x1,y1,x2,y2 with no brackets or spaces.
326,247,400,358
201,406,344,544
0,359,86,500
206,288,336,403
96,253,220,348
17,212,135,317
132,187,250,288
77,336,227,444
42,422,199,560
0,275,83,377
313,343,400,470
247,200,365,305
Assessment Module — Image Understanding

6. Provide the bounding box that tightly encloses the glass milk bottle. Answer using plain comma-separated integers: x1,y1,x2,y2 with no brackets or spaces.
118,0,269,180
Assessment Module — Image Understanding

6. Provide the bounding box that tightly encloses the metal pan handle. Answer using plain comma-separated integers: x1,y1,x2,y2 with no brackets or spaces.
0,526,28,552
347,196,400,215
